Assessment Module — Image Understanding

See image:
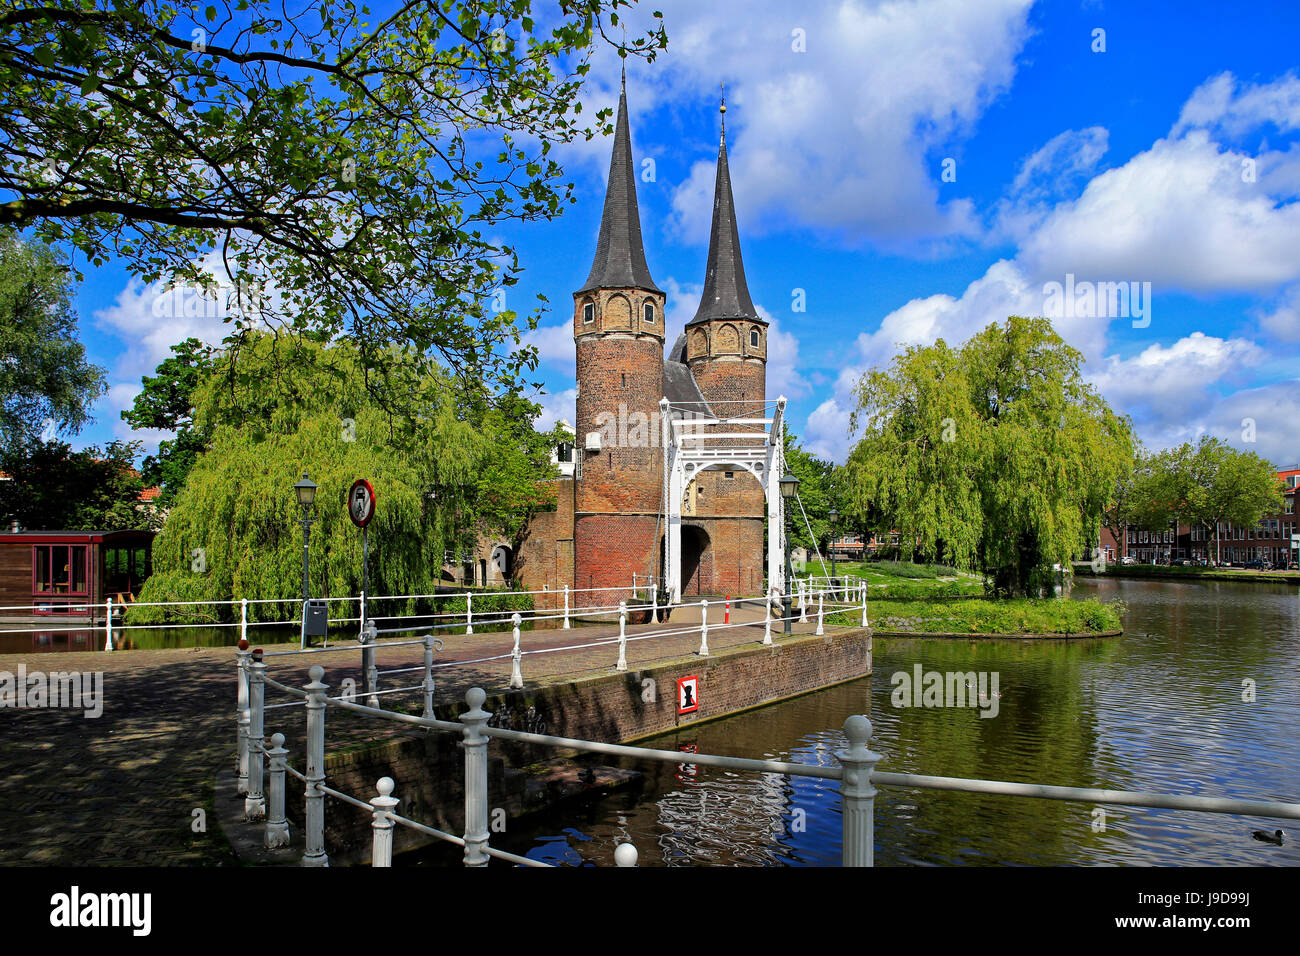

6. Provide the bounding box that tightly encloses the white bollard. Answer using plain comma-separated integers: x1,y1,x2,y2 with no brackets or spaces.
236,642,251,793
104,596,113,651
509,612,524,689
697,599,710,657
616,601,628,671
264,732,291,848
370,777,400,867
240,597,248,644
465,591,473,635
798,582,808,623
816,590,825,636
651,583,658,623
302,665,329,866
460,688,492,867
244,652,267,821
836,715,882,866
861,581,868,628
763,588,773,646
563,584,571,629
422,632,437,720
615,843,639,867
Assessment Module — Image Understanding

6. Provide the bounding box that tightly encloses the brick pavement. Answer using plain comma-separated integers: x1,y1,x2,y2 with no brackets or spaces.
0,595,851,865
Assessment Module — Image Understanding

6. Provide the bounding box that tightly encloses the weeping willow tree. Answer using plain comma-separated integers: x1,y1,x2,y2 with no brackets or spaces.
130,333,548,622
841,316,1134,597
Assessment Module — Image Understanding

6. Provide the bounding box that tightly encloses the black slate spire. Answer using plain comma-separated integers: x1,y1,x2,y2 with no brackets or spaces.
578,79,660,294
689,104,760,326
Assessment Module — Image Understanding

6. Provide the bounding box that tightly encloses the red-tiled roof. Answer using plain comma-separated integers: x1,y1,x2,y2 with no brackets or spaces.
138,486,162,502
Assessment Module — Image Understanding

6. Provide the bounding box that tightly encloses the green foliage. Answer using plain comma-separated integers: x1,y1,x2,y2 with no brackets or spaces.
121,337,216,503
0,1,667,398
845,597,1124,634
0,437,151,530
0,228,104,454
130,333,555,622
782,428,837,553
841,316,1135,597
1143,436,1284,562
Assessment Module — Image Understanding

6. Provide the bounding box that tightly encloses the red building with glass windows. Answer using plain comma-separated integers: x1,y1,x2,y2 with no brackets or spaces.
0,529,154,620
1097,465,1299,566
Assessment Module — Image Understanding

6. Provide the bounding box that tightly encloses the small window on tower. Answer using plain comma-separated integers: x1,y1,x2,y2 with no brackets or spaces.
583,302,594,324
724,471,735,480
644,302,655,323
750,328,760,347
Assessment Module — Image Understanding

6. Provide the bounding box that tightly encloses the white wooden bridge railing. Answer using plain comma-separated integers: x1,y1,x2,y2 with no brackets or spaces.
242,665,1300,869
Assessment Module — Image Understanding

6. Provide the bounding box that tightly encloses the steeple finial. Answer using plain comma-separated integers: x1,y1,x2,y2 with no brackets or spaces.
621,58,626,93
719,82,726,141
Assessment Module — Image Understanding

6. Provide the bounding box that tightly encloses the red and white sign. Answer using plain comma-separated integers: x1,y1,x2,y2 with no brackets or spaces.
677,675,699,714
347,478,376,528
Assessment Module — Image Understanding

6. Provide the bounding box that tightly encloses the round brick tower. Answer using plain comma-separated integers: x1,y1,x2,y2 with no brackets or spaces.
680,105,768,597
572,80,665,616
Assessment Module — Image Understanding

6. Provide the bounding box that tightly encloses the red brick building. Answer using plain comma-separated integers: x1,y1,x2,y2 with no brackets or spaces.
516,81,769,603
1098,465,1299,566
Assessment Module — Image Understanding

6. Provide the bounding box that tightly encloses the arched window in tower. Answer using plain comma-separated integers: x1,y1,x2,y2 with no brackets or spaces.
644,301,655,324
583,301,595,324
750,328,760,348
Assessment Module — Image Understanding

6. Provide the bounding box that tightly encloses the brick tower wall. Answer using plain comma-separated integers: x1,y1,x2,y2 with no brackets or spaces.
573,292,665,619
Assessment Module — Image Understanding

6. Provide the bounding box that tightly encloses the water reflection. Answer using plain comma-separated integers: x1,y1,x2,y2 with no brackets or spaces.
460,577,1300,866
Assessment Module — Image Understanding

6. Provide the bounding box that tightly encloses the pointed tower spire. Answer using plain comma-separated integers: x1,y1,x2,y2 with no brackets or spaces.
689,93,759,325
578,81,659,294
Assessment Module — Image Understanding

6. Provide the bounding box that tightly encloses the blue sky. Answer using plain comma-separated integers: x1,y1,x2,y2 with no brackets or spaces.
70,0,1300,468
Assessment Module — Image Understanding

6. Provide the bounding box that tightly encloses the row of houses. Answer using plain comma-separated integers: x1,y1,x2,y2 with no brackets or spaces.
1098,465,1299,565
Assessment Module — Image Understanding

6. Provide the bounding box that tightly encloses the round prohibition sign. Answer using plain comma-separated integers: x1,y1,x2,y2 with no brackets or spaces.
348,478,376,528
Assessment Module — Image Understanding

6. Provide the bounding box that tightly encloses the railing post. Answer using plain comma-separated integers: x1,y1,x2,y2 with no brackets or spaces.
104,596,113,651
632,572,637,598
422,632,436,720
244,651,267,821
302,664,329,867
836,715,882,867
816,589,825,636
460,687,492,867
264,732,291,848
465,591,473,635
370,777,400,867
563,584,571,629
798,582,808,623
763,588,774,646
697,599,709,657
616,601,628,671
363,618,380,710
509,612,524,689
236,640,251,793
860,581,868,628
651,582,658,623
615,843,639,867
240,597,248,644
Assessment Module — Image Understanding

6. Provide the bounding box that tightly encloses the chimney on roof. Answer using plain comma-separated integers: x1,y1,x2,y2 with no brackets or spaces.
9,520,19,533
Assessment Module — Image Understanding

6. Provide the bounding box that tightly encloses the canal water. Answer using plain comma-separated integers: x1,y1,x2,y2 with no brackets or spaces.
413,577,1300,866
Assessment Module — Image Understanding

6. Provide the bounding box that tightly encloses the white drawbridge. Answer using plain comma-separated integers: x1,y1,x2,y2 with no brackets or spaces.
659,395,788,605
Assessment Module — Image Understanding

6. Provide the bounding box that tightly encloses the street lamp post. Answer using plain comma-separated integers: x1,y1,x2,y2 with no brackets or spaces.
828,507,839,584
294,473,318,642
780,471,800,636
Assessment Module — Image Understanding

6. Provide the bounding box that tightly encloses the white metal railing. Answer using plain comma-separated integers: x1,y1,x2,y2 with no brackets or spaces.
0,581,658,651
240,663,1300,868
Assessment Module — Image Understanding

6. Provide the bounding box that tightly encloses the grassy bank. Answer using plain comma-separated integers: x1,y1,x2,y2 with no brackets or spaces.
1074,564,1300,585
831,596,1123,635
799,559,986,599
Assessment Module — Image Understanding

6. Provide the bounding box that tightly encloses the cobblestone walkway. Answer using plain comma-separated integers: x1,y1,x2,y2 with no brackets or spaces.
0,598,847,865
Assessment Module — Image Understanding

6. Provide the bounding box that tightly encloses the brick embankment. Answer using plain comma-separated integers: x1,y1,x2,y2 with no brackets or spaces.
0,598,859,865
